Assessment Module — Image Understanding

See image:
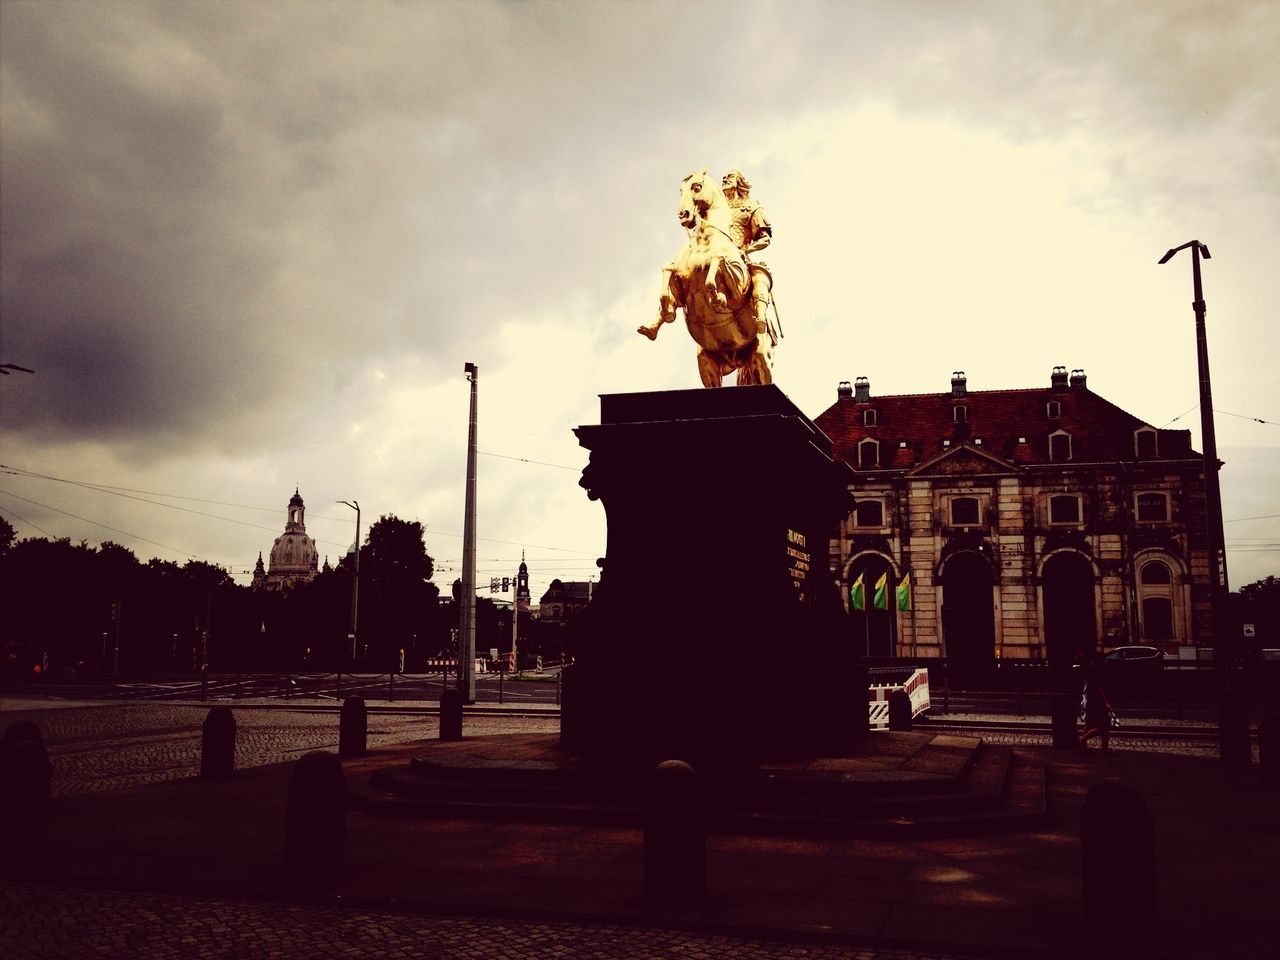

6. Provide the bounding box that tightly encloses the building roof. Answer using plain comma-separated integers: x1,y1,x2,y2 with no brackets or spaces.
813,370,1196,472
539,579,592,604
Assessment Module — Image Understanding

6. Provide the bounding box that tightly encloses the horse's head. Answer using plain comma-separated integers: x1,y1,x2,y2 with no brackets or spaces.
678,167,726,230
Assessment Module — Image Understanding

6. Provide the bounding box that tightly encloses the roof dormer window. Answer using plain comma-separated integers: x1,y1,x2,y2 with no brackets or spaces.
858,438,880,469
1135,428,1158,459
1049,430,1072,462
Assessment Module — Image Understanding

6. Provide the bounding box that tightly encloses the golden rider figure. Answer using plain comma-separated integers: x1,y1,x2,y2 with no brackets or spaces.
721,169,777,349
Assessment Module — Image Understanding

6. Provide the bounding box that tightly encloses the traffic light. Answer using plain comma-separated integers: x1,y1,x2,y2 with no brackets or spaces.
502,577,511,591
490,577,500,593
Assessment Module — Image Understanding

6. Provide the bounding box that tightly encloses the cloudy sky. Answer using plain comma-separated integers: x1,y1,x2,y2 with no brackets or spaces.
2,0,1277,600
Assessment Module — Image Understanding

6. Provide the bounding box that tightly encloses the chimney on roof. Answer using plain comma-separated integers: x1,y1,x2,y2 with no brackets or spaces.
951,371,967,398
1051,365,1069,391
1070,368,1087,389
854,376,870,402
837,380,852,400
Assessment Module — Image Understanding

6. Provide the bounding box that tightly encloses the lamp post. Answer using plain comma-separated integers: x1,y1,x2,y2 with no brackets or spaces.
459,362,478,703
1158,241,1231,692
338,499,361,660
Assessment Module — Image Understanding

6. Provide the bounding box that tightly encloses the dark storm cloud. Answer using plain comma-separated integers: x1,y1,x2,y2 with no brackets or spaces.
2,0,1274,455
0,0,718,452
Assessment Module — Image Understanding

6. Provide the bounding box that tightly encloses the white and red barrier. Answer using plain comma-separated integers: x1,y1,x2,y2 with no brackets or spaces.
867,667,931,729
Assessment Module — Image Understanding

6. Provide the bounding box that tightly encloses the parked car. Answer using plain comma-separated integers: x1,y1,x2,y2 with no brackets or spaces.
1105,650,1167,665
1104,645,1165,664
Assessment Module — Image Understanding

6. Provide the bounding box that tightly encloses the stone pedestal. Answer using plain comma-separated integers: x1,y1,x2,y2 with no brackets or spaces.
564,385,856,762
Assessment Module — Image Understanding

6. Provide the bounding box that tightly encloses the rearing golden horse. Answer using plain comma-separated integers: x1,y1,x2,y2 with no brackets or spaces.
637,168,773,387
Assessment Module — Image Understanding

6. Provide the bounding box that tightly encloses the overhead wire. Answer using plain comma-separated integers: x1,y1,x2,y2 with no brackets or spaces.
1,462,599,557
0,504,57,539
0,488,209,561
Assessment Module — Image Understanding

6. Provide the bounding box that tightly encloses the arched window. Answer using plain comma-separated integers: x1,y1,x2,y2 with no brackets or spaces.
863,409,877,427
1050,494,1080,524
950,496,980,526
1049,431,1072,462
854,499,884,528
1047,401,1062,419
1141,560,1172,585
953,405,967,424
858,439,880,469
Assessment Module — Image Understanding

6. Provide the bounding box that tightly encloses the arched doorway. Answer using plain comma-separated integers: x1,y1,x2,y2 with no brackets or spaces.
941,552,995,677
848,554,896,658
1136,557,1177,643
1041,551,1096,667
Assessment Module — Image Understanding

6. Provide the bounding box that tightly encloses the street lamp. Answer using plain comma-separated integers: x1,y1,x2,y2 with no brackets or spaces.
1158,241,1231,692
338,499,360,660
458,362,478,703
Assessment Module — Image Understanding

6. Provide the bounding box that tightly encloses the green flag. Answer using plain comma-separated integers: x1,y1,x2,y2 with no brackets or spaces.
850,572,865,611
873,572,889,610
896,572,912,611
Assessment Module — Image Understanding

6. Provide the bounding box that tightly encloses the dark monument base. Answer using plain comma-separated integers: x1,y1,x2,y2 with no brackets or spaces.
563,385,857,764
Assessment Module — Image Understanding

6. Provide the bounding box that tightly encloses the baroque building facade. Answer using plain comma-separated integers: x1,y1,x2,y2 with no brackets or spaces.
538,579,592,626
251,488,319,591
813,368,1212,668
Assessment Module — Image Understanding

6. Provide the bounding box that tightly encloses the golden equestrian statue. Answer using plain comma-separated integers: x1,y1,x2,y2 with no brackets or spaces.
638,167,780,387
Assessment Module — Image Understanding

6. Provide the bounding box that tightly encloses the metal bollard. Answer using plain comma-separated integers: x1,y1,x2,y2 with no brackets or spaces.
1051,693,1079,749
285,751,346,876
1218,698,1251,770
200,706,236,780
339,696,367,758
888,689,913,731
439,687,463,741
644,760,705,907
1081,778,1156,938
1261,712,1278,790
1,720,43,752
0,737,52,860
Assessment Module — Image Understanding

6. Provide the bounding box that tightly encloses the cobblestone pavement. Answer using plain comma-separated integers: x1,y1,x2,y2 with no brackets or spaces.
0,700,1249,960
0,700,556,798
0,699,1250,797
0,881,995,960
930,711,1261,761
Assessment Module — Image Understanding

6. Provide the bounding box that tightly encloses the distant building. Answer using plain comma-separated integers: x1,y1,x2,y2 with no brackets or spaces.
252,488,319,591
538,578,592,626
516,551,531,614
814,367,1213,668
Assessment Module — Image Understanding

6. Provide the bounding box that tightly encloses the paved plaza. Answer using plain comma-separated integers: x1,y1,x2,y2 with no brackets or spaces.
1,697,1274,959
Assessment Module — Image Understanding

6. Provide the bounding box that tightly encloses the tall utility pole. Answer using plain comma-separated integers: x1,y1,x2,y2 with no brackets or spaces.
339,499,361,660
1158,241,1231,692
459,362,479,702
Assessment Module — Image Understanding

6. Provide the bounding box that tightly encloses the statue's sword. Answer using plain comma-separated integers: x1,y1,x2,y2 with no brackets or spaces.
744,249,784,341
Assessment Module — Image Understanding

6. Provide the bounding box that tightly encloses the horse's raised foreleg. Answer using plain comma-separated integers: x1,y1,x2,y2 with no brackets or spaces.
638,265,681,340
701,255,727,310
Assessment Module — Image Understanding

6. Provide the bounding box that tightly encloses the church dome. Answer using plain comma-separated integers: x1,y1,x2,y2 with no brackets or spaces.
263,488,319,589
